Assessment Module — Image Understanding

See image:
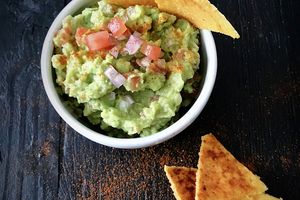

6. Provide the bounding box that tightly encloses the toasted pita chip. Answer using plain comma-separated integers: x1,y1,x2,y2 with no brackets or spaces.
195,133,268,200
155,0,240,38
164,166,197,200
107,0,156,7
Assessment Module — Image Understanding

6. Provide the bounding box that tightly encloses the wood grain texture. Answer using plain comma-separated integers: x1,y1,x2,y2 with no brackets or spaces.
0,0,299,199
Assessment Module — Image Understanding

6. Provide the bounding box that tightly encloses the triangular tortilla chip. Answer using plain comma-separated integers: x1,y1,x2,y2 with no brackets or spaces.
164,166,197,200
165,166,281,200
195,133,268,200
247,194,282,200
155,0,240,38
107,0,157,7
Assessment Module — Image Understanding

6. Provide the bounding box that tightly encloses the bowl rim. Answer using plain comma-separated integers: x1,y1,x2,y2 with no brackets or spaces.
41,0,217,149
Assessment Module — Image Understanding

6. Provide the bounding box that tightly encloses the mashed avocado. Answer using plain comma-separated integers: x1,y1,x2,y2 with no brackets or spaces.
52,0,200,136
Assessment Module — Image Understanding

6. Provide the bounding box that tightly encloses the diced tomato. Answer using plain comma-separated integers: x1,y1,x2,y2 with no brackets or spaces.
140,44,161,60
75,27,89,39
75,27,89,45
108,17,127,37
85,31,115,51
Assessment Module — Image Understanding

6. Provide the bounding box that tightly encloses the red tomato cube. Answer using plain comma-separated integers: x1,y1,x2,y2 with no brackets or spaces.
85,31,114,51
108,17,127,37
140,44,161,60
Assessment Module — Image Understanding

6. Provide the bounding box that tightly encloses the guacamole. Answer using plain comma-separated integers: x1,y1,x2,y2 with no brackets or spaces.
52,0,200,136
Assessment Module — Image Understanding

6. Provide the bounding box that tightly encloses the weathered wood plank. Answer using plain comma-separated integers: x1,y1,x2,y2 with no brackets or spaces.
57,125,199,200
0,0,67,199
0,0,299,199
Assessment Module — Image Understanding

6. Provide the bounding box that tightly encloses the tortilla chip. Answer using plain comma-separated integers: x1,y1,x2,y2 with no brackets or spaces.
165,165,281,200
245,194,283,200
107,0,157,7
195,134,268,200
164,166,197,200
155,0,240,38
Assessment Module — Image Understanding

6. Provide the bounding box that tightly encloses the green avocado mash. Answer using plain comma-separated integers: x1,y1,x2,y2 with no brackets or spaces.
52,0,200,137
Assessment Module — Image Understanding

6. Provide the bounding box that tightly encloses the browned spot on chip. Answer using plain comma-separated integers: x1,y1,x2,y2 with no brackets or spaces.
164,166,197,200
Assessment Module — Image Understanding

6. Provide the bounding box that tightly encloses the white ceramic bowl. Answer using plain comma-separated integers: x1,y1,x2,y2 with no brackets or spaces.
41,0,217,149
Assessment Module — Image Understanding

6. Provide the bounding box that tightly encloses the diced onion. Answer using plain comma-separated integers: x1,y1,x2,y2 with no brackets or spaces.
124,32,143,55
127,7,136,18
112,74,126,88
109,46,119,58
136,57,151,68
119,95,134,110
104,65,119,78
104,65,126,88
133,31,141,37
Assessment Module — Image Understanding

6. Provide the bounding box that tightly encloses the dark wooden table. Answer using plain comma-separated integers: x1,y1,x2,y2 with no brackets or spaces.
1,0,299,199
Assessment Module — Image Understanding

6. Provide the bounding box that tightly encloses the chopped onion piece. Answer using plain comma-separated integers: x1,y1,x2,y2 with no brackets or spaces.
104,65,126,88
136,57,151,68
109,46,119,58
104,65,119,78
141,57,152,67
127,7,136,18
124,33,143,55
119,95,134,110
112,74,126,88
133,31,141,37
